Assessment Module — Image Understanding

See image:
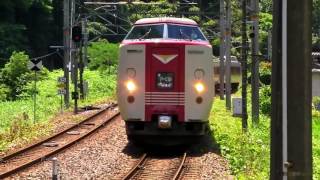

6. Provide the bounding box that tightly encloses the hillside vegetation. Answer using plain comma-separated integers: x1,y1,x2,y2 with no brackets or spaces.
210,93,320,179
0,69,116,152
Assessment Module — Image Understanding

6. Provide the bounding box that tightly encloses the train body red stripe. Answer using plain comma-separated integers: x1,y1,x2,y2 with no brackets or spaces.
145,43,185,122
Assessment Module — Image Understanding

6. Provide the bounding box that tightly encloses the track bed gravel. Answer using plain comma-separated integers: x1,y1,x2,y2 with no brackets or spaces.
6,113,232,179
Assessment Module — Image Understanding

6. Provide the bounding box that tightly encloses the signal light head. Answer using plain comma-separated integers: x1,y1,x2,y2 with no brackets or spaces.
72,26,82,42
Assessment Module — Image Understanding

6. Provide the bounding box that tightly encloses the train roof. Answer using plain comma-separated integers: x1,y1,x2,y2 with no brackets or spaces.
134,17,198,26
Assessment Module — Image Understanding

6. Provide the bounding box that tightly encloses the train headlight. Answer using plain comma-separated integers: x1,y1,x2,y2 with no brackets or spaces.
126,80,136,92
194,82,205,93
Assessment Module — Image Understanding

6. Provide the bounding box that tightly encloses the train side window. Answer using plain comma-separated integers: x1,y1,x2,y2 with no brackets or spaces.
125,24,164,40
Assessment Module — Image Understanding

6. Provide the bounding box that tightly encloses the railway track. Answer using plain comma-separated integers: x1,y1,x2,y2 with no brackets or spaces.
122,152,187,180
0,103,120,179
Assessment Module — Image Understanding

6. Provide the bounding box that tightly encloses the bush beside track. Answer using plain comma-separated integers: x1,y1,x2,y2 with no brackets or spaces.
0,70,116,152
210,92,320,179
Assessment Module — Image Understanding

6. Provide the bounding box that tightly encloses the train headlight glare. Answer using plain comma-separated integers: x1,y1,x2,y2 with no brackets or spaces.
126,80,136,92
195,82,205,93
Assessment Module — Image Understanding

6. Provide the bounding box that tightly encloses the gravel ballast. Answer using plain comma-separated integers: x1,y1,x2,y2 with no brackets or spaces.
7,113,232,179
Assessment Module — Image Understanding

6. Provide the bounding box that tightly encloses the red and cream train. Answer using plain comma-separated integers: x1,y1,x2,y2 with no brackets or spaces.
117,17,214,144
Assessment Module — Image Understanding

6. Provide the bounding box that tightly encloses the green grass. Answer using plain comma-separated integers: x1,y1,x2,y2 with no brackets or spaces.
0,70,116,151
210,95,320,179
209,97,270,179
312,109,320,179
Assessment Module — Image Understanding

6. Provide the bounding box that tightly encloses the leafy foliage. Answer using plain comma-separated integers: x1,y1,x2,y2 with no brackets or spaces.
0,52,32,100
0,51,49,100
312,109,320,179
259,62,271,85
0,24,28,66
259,0,273,13
259,85,271,116
87,39,119,73
210,98,270,179
211,94,320,179
26,0,53,57
313,0,320,36
0,0,62,69
0,69,116,151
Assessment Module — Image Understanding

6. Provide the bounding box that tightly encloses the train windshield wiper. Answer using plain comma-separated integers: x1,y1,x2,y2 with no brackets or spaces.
139,28,151,40
179,29,191,41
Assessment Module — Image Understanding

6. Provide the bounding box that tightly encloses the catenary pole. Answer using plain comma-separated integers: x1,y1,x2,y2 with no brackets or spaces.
241,0,248,130
270,0,283,178
225,0,231,110
79,18,85,99
70,0,78,114
271,0,313,179
219,0,225,100
63,0,70,108
251,0,259,124
286,0,312,179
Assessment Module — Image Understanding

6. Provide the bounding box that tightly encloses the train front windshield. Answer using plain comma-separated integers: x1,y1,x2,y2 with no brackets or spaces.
125,24,164,39
167,24,206,41
125,23,207,41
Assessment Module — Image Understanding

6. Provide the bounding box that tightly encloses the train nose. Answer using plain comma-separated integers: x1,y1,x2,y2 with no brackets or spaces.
158,115,172,129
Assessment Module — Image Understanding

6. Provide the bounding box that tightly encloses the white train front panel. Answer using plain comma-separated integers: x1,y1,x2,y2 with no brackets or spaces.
116,17,214,141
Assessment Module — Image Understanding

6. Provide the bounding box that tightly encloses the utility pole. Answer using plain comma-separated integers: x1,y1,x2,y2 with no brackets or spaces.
251,0,259,124
270,0,283,177
271,0,312,179
225,0,231,110
79,18,86,99
219,0,225,100
63,0,70,108
83,18,88,67
268,30,272,61
70,0,78,114
241,0,248,130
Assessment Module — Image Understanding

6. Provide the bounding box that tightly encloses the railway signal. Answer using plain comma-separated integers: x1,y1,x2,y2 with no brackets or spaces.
72,26,82,42
28,59,43,124
28,59,42,71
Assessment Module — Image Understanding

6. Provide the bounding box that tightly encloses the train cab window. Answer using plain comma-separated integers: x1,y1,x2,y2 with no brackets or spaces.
156,72,174,89
125,24,164,40
168,24,206,41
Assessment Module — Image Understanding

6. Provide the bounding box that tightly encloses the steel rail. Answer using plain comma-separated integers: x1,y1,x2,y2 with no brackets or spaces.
0,103,115,163
172,152,187,180
0,104,119,179
122,153,148,180
122,152,187,180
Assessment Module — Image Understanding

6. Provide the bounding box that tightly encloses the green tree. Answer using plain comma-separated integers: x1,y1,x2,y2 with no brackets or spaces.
87,39,119,73
26,0,53,57
259,0,272,13
0,52,32,100
0,0,32,65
